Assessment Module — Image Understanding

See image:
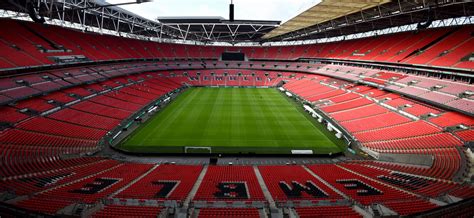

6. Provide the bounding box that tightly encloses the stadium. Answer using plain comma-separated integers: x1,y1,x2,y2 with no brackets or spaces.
0,0,473,217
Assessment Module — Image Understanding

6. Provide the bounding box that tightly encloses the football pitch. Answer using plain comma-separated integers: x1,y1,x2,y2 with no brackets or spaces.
119,87,344,154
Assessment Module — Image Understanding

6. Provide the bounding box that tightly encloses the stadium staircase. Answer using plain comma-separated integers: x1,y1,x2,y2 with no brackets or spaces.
184,165,208,208
19,22,69,53
109,164,160,198
301,165,350,200
253,166,277,208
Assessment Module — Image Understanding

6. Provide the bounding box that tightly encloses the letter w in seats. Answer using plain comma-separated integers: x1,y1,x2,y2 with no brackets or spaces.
280,181,329,198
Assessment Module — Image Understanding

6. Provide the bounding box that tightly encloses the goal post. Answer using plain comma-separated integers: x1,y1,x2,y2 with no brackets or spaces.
184,146,212,154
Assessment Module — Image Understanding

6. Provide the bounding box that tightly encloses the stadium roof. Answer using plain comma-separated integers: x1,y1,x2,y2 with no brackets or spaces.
263,0,391,39
264,0,474,42
155,16,280,43
0,0,280,43
0,0,473,44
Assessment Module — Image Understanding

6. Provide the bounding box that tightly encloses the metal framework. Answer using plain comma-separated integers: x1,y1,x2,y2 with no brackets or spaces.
157,17,279,43
0,0,279,44
264,0,474,42
263,16,474,46
263,0,390,39
0,0,472,45
2,0,174,39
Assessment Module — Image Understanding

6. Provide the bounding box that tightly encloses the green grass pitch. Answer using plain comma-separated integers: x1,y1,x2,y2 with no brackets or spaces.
119,87,344,154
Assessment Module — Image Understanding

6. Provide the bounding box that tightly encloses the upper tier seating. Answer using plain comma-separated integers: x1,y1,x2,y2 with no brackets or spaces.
0,19,472,71
404,26,473,67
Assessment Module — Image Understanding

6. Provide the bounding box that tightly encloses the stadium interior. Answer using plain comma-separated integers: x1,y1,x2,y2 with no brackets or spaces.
0,0,473,217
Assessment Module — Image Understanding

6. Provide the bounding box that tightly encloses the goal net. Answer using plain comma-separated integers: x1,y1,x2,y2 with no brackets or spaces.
184,146,212,154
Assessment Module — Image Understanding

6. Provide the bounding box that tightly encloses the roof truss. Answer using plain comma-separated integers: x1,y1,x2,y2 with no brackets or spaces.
263,0,390,39
264,0,474,42
0,0,279,44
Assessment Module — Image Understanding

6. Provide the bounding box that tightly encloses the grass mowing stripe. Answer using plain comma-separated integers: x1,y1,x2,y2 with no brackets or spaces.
120,87,343,154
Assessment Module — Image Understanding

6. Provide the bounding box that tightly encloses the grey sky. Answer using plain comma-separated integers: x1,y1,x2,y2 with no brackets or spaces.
106,0,320,22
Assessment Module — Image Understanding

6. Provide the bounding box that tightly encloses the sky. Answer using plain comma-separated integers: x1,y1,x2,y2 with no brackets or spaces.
106,0,320,23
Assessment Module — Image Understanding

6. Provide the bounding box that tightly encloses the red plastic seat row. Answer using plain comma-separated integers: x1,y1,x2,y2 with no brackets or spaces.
340,112,411,133
0,158,118,195
353,121,441,142
194,166,266,202
198,208,260,218
357,148,461,179
362,132,462,151
15,163,153,214
92,205,163,218
295,206,362,218
16,117,107,140
258,165,343,202
115,165,203,201
48,108,121,130
306,164,435,214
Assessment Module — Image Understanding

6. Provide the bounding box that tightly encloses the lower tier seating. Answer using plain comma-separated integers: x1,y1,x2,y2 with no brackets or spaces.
115,165,203,201
0,159,119,195
355,148,461,180
193,166,265,202
14,163,153,214
295,206,362,218
362,133,462,151
198,208,260,218
0,68,472,217
339,163,460,198
92,205,163,218
306,164,438,215
353,121,441,142
0,161,471,216
48,108,121,130
0,129,98,149
16,117,107,140
454,129,474,142
258,165,343,202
